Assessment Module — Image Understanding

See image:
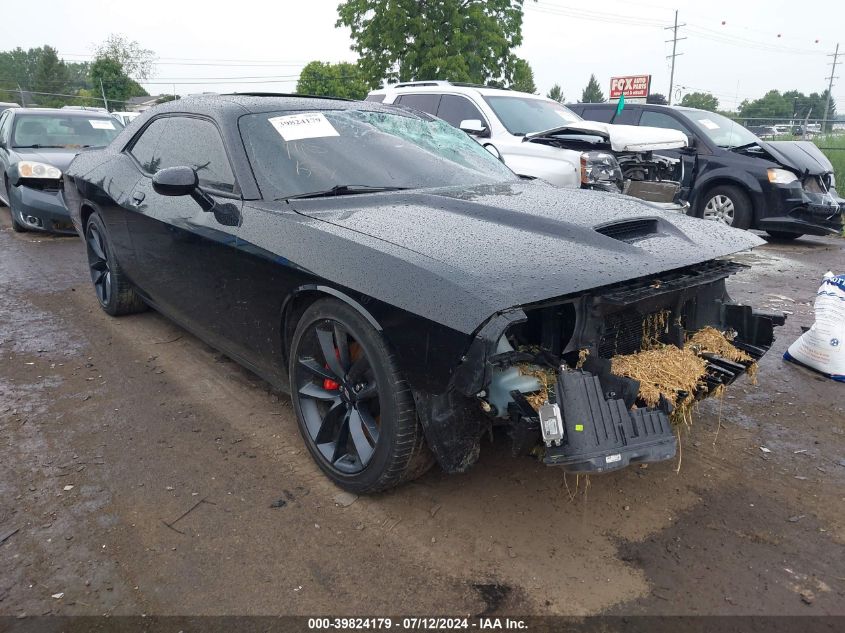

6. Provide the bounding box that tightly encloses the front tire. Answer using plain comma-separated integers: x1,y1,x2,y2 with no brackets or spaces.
5,177,27,233
84,212,147,316
289,298,432,493
699,184,752,230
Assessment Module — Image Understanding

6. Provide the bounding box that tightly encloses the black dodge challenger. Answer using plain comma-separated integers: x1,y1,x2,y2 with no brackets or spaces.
64,95,783,493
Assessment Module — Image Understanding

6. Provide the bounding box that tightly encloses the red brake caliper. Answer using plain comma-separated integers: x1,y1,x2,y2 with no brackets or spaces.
323,347,341,391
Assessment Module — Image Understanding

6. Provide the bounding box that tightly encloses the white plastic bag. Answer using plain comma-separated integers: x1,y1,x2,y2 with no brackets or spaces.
784,272,845,382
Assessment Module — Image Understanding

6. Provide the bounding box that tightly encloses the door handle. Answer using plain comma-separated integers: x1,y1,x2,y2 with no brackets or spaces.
130,191,145,206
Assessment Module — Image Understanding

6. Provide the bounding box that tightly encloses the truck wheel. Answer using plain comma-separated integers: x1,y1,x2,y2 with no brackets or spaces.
289,298,433,493
700,185,752,230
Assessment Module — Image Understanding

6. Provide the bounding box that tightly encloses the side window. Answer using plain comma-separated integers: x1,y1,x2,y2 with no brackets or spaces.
436,95,487,128
130,118,170,173
130,117,235,193
393,93,441,116
640,111,691,135
612,108,640,125
581,106,614,123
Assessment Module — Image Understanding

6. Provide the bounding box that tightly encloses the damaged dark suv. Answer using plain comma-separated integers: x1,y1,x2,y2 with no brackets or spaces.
569,103,844,239
64,95,784,493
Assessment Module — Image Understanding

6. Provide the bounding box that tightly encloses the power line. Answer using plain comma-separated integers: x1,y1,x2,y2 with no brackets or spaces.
528,1,828,55
665,10,685,105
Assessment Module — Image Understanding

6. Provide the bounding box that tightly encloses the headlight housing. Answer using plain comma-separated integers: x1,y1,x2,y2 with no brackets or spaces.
767,168,798,185
17,161,62,180
580,151,623,192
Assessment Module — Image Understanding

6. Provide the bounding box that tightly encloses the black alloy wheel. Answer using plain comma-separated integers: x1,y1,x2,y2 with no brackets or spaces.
86,222,112,307
295,318,381,474
290,298,432,493
84,213,147,316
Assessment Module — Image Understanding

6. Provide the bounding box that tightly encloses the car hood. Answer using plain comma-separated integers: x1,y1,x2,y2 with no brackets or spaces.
525,121,688,152
282,181,762,334
11,147,83,173
754,140,834,175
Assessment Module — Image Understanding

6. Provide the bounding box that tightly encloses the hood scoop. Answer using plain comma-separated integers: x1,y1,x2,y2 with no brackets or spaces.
595,218,659,243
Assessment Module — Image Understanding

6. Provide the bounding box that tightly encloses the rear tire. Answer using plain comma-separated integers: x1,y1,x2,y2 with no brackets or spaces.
699,184,752,230
766,230,804,241
289,298,433,493
84,212,148,316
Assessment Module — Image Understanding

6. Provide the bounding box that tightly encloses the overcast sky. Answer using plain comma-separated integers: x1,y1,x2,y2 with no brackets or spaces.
2,0,842,111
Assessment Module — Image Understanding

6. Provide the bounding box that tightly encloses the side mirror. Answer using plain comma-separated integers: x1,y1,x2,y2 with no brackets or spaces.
153,165,216,212
460,119,489,138
152,166,198,197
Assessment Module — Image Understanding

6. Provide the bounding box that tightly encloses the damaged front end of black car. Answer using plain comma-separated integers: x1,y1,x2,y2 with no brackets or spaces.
428,258,784,475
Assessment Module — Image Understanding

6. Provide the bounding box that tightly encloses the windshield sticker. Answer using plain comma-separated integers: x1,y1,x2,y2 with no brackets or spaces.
268,113,339,141
89,119,115,130
698,118,719,130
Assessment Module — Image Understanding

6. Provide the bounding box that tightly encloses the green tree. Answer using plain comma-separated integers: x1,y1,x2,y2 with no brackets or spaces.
0,47,41,102
296,61,370,100
90,57,133,110
547,83,564,102
32,46,69,107
66,61,91,93
680,91,719,112
94,34,155,81
336,0,530,87
646,92,667,105
509,58,536,93
71,87,101,108
580,74,605,103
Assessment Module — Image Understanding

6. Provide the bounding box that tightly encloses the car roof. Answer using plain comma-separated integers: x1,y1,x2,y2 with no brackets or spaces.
568,102,709,115
144,93,406,119
9,107,116,117
369,81,549,101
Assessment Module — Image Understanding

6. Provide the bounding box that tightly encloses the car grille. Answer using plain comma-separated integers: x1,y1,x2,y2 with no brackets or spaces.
599,308,651,358
22,178,62,192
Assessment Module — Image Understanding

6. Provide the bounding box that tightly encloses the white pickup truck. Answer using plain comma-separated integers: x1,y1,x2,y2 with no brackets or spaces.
367,81,690,208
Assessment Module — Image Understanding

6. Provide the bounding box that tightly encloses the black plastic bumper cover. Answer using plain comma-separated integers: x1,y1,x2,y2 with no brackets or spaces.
544,370,676,473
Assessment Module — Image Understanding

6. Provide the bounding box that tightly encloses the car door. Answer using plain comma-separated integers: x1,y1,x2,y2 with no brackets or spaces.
123,114,247,356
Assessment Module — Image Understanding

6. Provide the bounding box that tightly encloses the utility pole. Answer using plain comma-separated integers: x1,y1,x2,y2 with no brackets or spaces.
822,43,840,131
99,79,108,111
17,83,25,107
665,10,686,106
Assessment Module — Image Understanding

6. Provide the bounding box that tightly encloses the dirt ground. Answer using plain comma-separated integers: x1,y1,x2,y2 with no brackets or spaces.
1,204,844,618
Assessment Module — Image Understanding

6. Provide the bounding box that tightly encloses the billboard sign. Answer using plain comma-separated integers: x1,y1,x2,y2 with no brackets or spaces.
609,75,651,102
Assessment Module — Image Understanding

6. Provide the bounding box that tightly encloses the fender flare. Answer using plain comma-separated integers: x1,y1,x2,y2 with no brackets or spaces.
281,284,383,332
279,284,384,370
